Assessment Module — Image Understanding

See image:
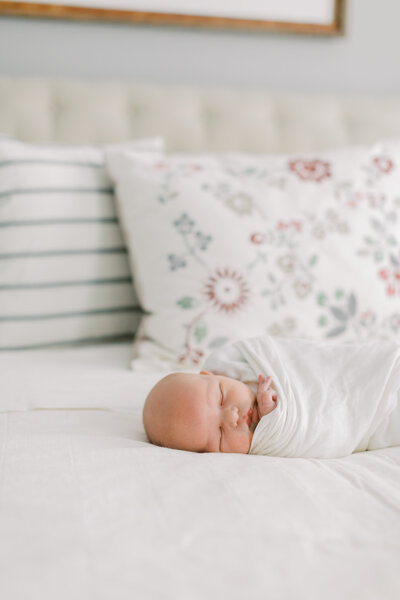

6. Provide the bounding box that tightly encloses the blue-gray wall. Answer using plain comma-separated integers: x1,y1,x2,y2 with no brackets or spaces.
0,0,399,93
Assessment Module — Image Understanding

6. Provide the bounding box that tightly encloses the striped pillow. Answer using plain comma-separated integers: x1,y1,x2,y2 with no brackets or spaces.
0,137,163,350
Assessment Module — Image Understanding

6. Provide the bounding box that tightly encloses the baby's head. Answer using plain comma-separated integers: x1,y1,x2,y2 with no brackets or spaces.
143,370,260,453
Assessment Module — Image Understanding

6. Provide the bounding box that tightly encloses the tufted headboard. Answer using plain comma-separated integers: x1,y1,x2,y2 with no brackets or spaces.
1,76,400,152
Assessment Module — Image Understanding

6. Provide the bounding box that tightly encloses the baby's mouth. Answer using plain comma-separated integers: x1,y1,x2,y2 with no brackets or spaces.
244,408,253,427
245,401,260,430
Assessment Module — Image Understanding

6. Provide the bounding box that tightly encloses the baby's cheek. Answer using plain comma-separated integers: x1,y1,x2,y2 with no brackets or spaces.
232,430,252,454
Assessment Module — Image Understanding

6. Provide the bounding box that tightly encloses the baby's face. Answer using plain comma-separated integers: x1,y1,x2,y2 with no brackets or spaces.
143,371,261,453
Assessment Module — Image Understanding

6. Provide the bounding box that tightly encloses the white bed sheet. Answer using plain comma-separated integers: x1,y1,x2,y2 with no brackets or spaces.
1,343,399,600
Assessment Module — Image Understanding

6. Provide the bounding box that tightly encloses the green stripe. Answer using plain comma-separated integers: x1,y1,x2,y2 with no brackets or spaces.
0,306,136,321
0,333,134,351
0,248,127,259
0,217,118,227
0,277,133,290
0,187,113,199
0,159,102,168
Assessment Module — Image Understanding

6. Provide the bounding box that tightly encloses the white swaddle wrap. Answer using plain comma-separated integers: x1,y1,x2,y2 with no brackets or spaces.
203,335,400,458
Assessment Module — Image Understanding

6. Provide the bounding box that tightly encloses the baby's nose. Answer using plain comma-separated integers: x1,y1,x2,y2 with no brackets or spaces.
227,406,239,428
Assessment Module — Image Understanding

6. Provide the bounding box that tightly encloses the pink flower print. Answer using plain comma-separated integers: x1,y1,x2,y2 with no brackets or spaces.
276,220,302,232
293,221,302,232
360,310,376,327
387,285,396,296
379,256,400,297
250,232,265,245
373,156,394,174
289,159,331,182
204,268,250,314
178,348,204,365
347,191,386,209
379,269,389,280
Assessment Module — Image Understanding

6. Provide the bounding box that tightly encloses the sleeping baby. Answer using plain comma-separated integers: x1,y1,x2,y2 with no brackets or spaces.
143,334,400,458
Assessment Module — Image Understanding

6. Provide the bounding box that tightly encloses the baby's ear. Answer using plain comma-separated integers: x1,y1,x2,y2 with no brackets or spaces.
200,370,213,376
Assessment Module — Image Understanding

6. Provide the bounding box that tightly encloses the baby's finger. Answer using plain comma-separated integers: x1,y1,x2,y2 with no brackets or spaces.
258,376,266,390
263,376,272,388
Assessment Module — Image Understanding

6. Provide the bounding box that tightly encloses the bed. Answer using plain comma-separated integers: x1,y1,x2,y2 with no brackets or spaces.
1,77,400,600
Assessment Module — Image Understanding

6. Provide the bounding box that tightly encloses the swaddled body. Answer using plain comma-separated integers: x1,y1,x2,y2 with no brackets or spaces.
203,335,400,458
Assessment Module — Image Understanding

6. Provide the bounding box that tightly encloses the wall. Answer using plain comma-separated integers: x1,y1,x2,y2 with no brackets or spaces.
0,0,399,93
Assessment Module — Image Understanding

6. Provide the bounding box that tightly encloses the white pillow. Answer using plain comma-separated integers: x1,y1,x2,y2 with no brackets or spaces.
106,141,400,370
0,137,163,350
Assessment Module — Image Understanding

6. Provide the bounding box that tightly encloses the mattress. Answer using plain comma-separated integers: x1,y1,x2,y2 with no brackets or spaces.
1,343,399,600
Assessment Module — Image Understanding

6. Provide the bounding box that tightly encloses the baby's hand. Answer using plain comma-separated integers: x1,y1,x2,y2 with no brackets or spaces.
256,374,278,418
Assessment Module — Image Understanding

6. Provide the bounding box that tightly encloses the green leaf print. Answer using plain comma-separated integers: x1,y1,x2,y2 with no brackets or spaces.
317,293,328,306
335,289,344,300
177,296,198,309
194,323,207,343
318,315,328,327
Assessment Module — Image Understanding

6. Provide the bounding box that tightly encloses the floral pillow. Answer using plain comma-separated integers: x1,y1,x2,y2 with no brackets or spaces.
106,141,400,370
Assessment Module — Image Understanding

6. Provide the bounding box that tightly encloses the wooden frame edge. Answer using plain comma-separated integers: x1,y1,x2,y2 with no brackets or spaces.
0,0,346,35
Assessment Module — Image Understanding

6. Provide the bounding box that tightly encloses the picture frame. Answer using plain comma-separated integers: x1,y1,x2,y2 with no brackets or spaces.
0,0,345,35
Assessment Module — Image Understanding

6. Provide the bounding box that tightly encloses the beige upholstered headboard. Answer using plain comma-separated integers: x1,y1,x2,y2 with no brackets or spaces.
1,76,400,152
